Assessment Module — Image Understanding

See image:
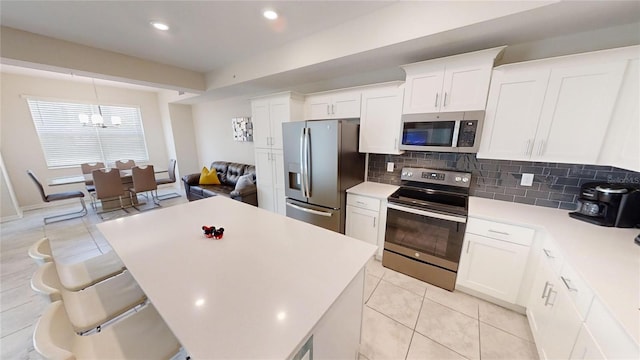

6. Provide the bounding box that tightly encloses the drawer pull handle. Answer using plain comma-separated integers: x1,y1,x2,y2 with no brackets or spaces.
542,249,555,259
488,229,510,236
561,276,578,292
356,201,366,205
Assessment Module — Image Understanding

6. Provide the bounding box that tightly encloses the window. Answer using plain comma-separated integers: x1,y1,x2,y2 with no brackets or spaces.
27,99,149,168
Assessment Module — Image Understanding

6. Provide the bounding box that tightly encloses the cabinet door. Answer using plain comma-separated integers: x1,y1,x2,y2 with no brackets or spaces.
345,205,378,246
456,233,529,303
332,91,361,118
359,86,403,154
403,68,445,114
542,284,583,360
269,99,291,149
272,150,286,215
305,94,332,120
527,261,555,359
441,64,493,112
598,59,639,171
478,67,550,160
532,61,627,163
570,325,605,360
255,148,275,212
252,100,271,148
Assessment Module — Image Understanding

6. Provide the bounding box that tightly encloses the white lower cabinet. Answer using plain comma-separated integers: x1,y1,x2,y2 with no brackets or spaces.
570,324,605,360
255,148,286,215
526,236,639,360
345,194,386,259
457,218,534,303
527,254,584,360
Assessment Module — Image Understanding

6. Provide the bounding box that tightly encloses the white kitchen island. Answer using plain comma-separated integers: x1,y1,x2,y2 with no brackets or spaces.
97,196,377,359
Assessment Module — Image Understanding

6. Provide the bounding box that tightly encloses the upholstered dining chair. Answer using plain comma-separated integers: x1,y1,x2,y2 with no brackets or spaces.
91,168,129,218
115,159,136,170
31,262,147,333
28,238,126,291
33,301,181,359
80,162,104,209
129,165,159,210
27,170,87,225
155,158,181,200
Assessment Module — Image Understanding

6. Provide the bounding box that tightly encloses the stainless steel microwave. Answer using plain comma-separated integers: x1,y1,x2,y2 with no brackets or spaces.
399,111,484,153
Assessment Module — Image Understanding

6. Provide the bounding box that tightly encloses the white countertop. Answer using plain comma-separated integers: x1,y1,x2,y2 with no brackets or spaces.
97,196,377,359
469,197,640,344
346,181,399,199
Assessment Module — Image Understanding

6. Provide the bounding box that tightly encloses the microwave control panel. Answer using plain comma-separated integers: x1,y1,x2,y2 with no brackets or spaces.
457,120,478,148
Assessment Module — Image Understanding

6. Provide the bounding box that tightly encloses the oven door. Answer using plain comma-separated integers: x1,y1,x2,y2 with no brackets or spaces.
384,203,466,271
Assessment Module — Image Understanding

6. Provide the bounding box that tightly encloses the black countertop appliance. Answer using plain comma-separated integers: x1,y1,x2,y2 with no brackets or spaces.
569,182,640,228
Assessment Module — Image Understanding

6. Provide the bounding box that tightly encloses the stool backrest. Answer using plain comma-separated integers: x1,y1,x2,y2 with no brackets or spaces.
131,165,157,192
27,170,48,202
92,169,124,199
115,160,136,170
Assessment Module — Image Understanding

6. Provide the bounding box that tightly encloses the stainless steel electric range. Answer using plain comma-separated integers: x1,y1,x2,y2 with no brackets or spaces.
383,167,471,291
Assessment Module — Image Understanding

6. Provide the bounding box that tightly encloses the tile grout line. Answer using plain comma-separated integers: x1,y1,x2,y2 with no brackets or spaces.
404,288,427,360
477,305,482,360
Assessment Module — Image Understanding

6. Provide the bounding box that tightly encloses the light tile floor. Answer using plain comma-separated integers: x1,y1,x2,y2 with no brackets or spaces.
361,259,539,360
1,192,538,359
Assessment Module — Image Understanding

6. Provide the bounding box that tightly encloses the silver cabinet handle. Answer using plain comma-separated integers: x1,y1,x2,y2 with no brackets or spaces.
544,288,557,307
443,92,448,107
331,104,335,115
537,140,545,156
541,281,551,299
373,217,376,228
488,229,510,236
466,241,471,254
542,248,555,259
286,202,332,217
326,104,330,115
356,201,367,206
394,138,398,150
561,276,578,292
524,140,532,156
434,93,439,107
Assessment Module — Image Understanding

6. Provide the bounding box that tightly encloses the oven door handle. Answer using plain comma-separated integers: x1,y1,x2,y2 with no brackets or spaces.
387,203,467,223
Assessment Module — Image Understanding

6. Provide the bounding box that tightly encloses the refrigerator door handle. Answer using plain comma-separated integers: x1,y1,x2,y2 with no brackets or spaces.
286,202,333,217
299,127,308,198
304,127,311,198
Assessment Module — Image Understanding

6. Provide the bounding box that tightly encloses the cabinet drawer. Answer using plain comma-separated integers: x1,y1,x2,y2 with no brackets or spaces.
466,218,535,246
347,194,380,212
558,263,594,318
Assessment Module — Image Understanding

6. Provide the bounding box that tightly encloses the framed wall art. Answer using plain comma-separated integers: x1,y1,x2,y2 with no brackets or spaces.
231,117,253,142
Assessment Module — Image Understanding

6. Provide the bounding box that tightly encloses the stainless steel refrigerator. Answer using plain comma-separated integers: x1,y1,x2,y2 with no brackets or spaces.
283,118,365,233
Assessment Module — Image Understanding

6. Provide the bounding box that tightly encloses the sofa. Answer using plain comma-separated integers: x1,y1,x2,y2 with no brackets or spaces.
182,161,258,206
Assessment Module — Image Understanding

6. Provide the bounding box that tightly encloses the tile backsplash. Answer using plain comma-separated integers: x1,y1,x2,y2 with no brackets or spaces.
367,152,640,210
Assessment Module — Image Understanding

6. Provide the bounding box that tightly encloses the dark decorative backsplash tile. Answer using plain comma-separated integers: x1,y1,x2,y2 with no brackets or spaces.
367,152,640,210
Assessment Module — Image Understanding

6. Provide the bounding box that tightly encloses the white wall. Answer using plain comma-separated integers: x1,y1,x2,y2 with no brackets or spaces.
0,72,169,208
168,103,200,176
191,97,255,167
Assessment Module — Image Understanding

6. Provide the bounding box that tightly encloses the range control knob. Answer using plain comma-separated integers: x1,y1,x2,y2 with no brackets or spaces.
455,176,462,182
402,172,407,177
407,172,413,177
462,177,469,183
414,252,420,258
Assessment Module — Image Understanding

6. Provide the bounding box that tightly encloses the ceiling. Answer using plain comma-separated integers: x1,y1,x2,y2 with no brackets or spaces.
0,0,393,73
1,1,640,102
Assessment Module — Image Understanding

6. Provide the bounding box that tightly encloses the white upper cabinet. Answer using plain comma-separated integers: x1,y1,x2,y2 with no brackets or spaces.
598,58,640,172
401,46,506,114
478,67,550,160
305,90,361,120
479,45,637,164
252,93,304,150
359,83,404,154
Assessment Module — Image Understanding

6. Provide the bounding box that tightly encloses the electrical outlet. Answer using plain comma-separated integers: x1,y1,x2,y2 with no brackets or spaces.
386,162,394,172
521,173,534,186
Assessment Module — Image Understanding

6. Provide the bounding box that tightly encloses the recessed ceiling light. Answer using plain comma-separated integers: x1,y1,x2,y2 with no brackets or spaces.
263,10,278,20
150,21,169,31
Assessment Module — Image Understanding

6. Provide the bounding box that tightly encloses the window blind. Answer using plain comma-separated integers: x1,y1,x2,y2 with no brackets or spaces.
27,99,149,168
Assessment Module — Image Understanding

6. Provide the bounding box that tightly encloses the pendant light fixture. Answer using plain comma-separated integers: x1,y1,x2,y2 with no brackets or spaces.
78,78,121,128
